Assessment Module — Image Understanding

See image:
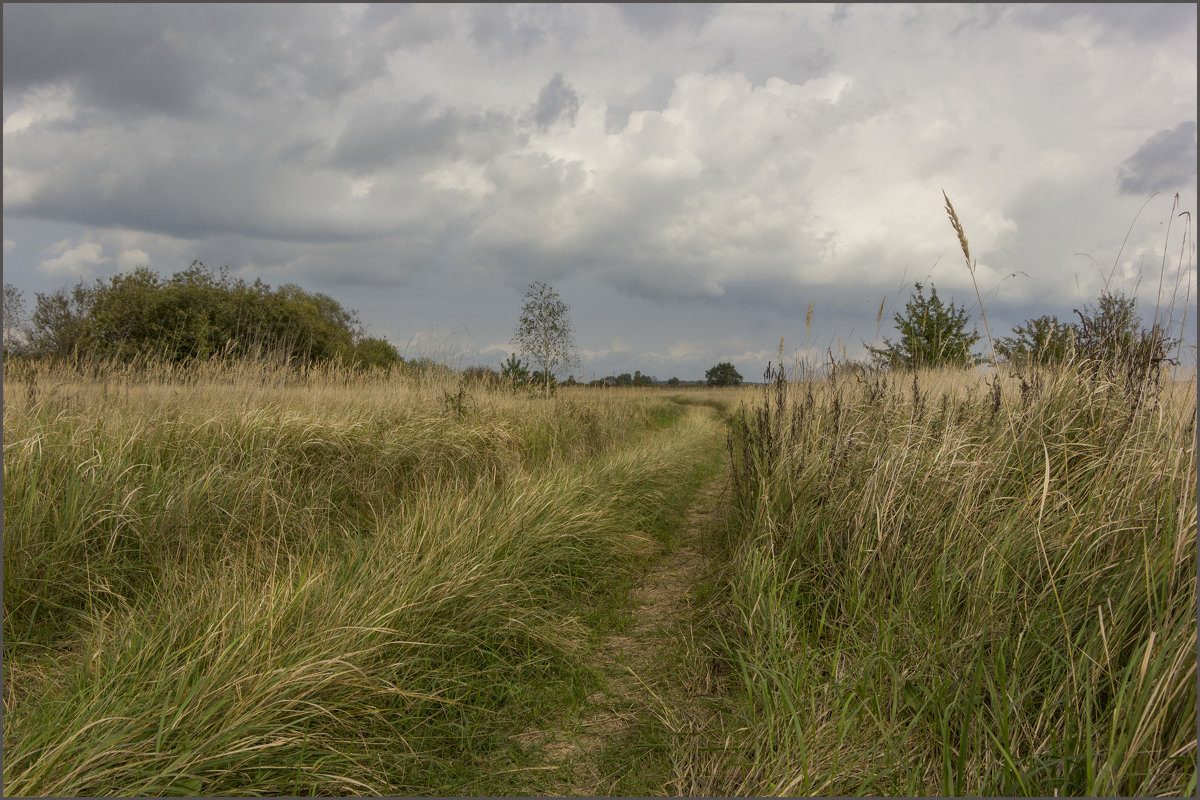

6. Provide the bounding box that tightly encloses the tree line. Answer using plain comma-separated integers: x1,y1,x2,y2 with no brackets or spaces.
8,263,1171,391
3,262,402,369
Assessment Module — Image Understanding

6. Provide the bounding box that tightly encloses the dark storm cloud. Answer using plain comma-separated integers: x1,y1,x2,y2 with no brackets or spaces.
949,4,1006,36
2,3,206,116
359,4,455,48
6,114,444,246
1116,121,1198,196
11,154,373,244
331,97,465,173
1014,3,1197,44
469,4,548,54
2,4,388,116
331,99,523,174
615,4,716,37
179,5,390,104
532,73,580,129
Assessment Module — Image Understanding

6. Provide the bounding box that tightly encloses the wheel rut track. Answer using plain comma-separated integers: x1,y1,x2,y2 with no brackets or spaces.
513,466,731,796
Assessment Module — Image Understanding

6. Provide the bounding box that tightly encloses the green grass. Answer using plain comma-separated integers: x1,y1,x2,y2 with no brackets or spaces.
2,359,727,796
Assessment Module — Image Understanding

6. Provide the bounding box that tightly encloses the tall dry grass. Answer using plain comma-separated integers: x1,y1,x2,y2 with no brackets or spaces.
685,361,1195,795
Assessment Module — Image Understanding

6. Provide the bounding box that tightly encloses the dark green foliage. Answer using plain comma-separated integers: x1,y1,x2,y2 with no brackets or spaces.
705,362,743,387
403,357,453,379
867,282,981,369
995,291,1178,400
25,262,372,366
1072,290,1179,399
1072,289,1179,365
531,370,558,394
995,314,1075,366
500,353,531,387
29,283,92,358
604,370,655,388
350,337,403,370
462,365,501,386
1075,290,1140,355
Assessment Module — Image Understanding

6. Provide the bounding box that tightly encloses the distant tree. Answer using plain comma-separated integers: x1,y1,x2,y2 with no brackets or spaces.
706,362,743,387
1073,289,1179,388
462,365,501,386
996,314,1075,366
404,356,452,378
1072,290,1180,362
667,377,681,387
615,372,633,387
866,282,980,369
30,285,93,358
500,352,531,388
513,281,577,399
632,370,653,387
350,336,402,370
4,283,28,355
530,370,558,392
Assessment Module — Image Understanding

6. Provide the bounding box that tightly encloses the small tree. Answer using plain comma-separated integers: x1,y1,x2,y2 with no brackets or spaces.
513,282,577,399
1073,290,1179,392
500,352,531,388
1072,290,1169,361
706,362,743,386
867,282,980,369
996,314,1076,366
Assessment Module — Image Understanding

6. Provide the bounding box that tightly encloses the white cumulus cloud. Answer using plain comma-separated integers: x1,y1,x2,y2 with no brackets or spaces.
40,240,111,278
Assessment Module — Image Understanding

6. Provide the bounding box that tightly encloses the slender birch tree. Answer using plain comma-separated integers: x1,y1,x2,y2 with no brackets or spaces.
513,281,577,399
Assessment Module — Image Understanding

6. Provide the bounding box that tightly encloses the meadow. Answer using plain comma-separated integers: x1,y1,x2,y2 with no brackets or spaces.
2,353,1195,796
2,356,734,795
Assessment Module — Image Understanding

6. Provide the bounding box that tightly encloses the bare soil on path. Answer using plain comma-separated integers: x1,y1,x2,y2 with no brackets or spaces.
511,469,731,796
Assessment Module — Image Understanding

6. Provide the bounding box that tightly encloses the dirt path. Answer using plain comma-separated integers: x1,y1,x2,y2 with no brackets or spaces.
511,469,730,796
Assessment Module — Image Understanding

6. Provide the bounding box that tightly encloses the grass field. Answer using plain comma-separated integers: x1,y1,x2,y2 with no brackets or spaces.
3,355,1195,796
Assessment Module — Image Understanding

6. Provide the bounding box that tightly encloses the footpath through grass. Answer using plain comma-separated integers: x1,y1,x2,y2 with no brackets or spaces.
2,358,737,796
466,427,731,796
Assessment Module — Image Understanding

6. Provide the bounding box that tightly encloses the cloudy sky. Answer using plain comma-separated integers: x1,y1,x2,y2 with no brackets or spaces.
3,3,1196,380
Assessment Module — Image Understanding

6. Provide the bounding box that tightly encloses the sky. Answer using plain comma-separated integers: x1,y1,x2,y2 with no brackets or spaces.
3,3,1196,381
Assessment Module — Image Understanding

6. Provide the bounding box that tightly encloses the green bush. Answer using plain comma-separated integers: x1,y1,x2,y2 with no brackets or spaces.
27,262,369,367
867,281,981,369
349,336,403,370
